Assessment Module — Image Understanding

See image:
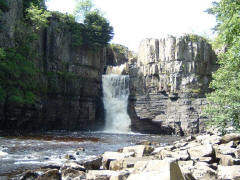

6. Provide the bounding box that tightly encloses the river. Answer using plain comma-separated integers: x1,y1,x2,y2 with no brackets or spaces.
0,131,181,180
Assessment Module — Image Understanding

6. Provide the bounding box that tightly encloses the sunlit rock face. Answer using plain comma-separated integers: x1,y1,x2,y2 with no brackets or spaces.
129,35,218,135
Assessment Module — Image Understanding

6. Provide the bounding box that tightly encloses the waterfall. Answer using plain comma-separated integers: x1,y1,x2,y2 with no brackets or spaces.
102,74,131,133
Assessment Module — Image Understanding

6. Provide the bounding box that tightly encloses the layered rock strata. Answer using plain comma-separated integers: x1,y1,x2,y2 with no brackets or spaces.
129,35,218,135
0,1,105,131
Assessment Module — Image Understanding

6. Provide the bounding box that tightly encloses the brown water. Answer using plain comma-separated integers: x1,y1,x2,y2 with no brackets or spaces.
0,131,182,180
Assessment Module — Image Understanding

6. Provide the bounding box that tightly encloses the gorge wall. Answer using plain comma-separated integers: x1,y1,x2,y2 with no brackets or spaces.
129,35,218,135
0,0,105,131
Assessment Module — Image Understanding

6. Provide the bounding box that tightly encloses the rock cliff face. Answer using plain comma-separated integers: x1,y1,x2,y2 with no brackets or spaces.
129,35,218,135
0,1,105,131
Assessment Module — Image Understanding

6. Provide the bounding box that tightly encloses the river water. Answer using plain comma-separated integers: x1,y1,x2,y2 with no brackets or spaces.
0,131,181,180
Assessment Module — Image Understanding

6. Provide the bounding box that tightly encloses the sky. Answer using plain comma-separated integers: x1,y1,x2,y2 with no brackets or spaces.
46,0,217,52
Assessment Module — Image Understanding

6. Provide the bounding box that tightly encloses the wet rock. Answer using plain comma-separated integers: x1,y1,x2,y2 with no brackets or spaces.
65,154,76,160
20,170,39,180
76,147,85,155
217,165,240,180
122,145,154,158
220,133,240,144
61,168,86,180
80,156,102,170
36,169,61,180
61,162,86,172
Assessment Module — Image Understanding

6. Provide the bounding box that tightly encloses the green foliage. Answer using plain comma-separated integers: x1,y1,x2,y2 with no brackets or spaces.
71,22,86,47
23,0,44,11
71,0,113,48
0,0,9,13
110,44,128,55
0,47,37,106
84,10,113,48
204,0,240,133
25,4,51,31
186,34,208,43
74,0,93,23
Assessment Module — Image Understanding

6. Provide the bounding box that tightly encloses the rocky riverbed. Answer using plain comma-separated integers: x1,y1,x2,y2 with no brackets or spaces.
11,132,240,180
0,131,182,180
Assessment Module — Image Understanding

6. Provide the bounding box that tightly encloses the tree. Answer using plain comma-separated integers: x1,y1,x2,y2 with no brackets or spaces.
25,3,51,31
205,0,240,133
84,10,114,47
0,47,38,123
74,0,93,23
0,0,9,13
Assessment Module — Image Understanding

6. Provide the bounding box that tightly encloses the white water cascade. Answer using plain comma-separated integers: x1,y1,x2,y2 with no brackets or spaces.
102,74,131,133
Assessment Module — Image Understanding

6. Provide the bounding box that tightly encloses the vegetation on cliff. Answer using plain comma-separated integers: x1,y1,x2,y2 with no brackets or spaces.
205,0,240,133
0,0,47,123
0,0,113,126
0,0,9,13
72,0,113,48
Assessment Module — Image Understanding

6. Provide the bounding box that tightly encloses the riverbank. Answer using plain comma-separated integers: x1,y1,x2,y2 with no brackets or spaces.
17,132,240,180
0,132,181,180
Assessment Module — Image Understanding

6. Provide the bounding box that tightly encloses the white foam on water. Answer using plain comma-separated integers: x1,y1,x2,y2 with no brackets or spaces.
0,151,8,157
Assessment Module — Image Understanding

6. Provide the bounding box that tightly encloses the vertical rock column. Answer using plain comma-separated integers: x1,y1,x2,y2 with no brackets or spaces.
129,35,218,135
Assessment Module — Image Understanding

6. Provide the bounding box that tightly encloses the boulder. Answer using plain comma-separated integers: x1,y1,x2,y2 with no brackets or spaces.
218,154,236,166
61,168,86,180
217,165,240,180
220,133,240,144
235,149,240,159
20,171,39,180
131,159,184,180
199,157,213,163
80,156,102,170
188,144,213,160
191,162,217,180
61,162,86,172
151,146,165,155
109,156,155,171
36,169,61,180
156,149,190,161
102,152,134,170
214,144,236,156
122,145,154,158
177,160,195,179
86,170,129,180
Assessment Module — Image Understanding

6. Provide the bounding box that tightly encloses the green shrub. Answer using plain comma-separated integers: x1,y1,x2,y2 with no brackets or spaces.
0,0,9,13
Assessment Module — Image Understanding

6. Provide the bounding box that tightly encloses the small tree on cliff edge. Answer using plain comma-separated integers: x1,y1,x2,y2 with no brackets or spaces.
204,0,240,133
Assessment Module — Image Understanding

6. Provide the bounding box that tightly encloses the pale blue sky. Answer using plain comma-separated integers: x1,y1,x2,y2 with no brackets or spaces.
46,0,217,51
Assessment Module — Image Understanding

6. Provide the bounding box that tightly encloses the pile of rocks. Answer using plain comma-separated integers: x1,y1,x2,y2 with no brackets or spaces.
21,133,240,180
